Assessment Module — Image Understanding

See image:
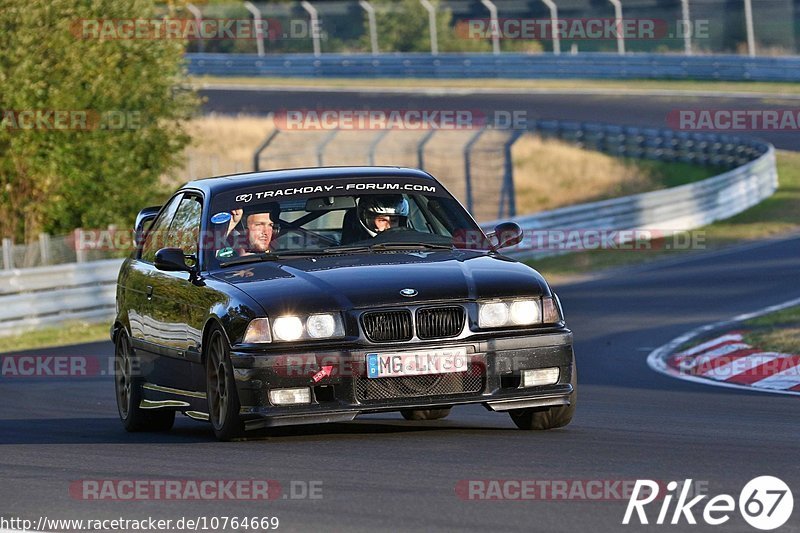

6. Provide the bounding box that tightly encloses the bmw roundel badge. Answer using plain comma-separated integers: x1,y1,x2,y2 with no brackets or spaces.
400,288,418,297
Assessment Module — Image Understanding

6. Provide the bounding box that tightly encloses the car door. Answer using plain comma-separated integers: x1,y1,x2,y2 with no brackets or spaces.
143,192,205,389
126,193,182,386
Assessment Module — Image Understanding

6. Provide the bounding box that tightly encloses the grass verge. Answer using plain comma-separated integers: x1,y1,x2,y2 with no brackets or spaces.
0,322,110,354
512,134,718,212
528,150,800,283
742,306,800,353
191,76,800,96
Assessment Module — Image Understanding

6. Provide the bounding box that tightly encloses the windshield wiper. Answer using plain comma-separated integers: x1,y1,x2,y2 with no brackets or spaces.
219,250,329,267
218,253,276,268
219,242,455,266
322,242,453,254
369,242,454,251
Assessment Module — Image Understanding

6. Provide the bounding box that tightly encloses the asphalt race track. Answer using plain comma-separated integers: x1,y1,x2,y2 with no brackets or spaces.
200,87,800,151
2,233,799,532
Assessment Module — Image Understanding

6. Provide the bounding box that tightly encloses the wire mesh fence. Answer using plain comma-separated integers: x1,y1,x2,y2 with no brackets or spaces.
176,0,800,57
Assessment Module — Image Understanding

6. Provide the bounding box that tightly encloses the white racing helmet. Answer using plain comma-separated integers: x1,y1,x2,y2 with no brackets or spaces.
357,195,410,237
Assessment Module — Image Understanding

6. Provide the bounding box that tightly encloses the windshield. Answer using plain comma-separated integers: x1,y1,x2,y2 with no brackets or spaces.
203,175,488,269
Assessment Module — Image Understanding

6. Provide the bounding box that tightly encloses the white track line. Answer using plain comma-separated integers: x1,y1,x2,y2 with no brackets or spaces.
647,296,800,397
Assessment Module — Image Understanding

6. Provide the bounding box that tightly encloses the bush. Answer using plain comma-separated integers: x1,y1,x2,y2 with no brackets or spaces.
0,0,198,242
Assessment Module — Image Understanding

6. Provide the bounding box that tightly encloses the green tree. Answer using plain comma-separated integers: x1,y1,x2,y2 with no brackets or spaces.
0,0,198,243
368,0,492,53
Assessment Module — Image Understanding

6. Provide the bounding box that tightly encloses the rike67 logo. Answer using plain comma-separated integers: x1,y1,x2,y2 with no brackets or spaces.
623,477,793,530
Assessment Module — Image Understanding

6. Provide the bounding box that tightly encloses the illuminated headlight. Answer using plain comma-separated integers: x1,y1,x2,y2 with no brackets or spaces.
479,299,540,328
243,318,272,343
273,316,304,341
521,367,560,387
271,313,345,342
510,300,540,325
478,298,561,329
269,387,311,405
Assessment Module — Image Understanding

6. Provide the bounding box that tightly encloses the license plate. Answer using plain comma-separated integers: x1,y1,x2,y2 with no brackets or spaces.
366,347,468,379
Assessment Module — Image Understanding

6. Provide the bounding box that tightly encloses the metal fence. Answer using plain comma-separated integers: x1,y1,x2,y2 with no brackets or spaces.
188,52,800,81
0,259,122,336
179,0,800,57
1,228,121,270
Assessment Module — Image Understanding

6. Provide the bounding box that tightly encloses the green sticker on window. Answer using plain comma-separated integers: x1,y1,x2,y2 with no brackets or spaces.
217,247,235,259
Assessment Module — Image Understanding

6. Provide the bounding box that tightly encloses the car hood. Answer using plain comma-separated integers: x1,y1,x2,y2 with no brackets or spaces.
212,250,550,315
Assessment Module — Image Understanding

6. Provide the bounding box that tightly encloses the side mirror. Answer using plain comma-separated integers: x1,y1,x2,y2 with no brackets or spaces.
490,222,523,251
154,248,195,273
134,205,162,247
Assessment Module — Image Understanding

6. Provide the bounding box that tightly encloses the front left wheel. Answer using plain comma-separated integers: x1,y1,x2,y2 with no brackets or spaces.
114,330,175,432
400,408,451,420
206,326,244,441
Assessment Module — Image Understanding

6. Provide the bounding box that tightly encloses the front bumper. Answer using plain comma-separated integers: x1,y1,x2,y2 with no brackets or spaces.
229,331,574,430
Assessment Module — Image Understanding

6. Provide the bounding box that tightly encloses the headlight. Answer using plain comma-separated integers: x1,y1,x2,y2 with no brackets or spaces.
243,318,272,343
269,313,345,342
273,316,304,341
479,302,509,328
510,300,540,325
306,314,336,338
478,298,559,328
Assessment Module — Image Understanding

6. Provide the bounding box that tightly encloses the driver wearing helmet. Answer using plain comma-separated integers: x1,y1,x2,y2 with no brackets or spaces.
358,195,410,237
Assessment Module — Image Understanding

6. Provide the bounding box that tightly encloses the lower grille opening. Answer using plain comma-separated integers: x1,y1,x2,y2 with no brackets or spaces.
355,363,484,402
500,373,521,389
314,385,335,402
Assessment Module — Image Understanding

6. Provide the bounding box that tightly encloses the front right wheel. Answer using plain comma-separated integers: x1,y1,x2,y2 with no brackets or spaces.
206,326,244,441
509,358,577,430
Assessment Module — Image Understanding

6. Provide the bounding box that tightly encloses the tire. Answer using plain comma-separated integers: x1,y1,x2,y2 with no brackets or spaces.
114,330,175,432
206,326,244,441
509,358,577,431
400,408,451,421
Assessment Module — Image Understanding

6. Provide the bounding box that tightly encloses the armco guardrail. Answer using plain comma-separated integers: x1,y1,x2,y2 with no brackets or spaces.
0,258,122,336
480,120,776,258
0,126,777,335
187,52,800,82
485,144,776,259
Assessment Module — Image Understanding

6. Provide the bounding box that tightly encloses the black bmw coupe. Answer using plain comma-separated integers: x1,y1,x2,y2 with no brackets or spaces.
113,167,576,440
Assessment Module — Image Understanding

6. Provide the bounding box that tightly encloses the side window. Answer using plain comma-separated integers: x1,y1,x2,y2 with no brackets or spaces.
167,195,203,256
140,195,182,263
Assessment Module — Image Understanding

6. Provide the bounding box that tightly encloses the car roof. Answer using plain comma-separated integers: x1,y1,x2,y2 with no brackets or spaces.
180,166,437,196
